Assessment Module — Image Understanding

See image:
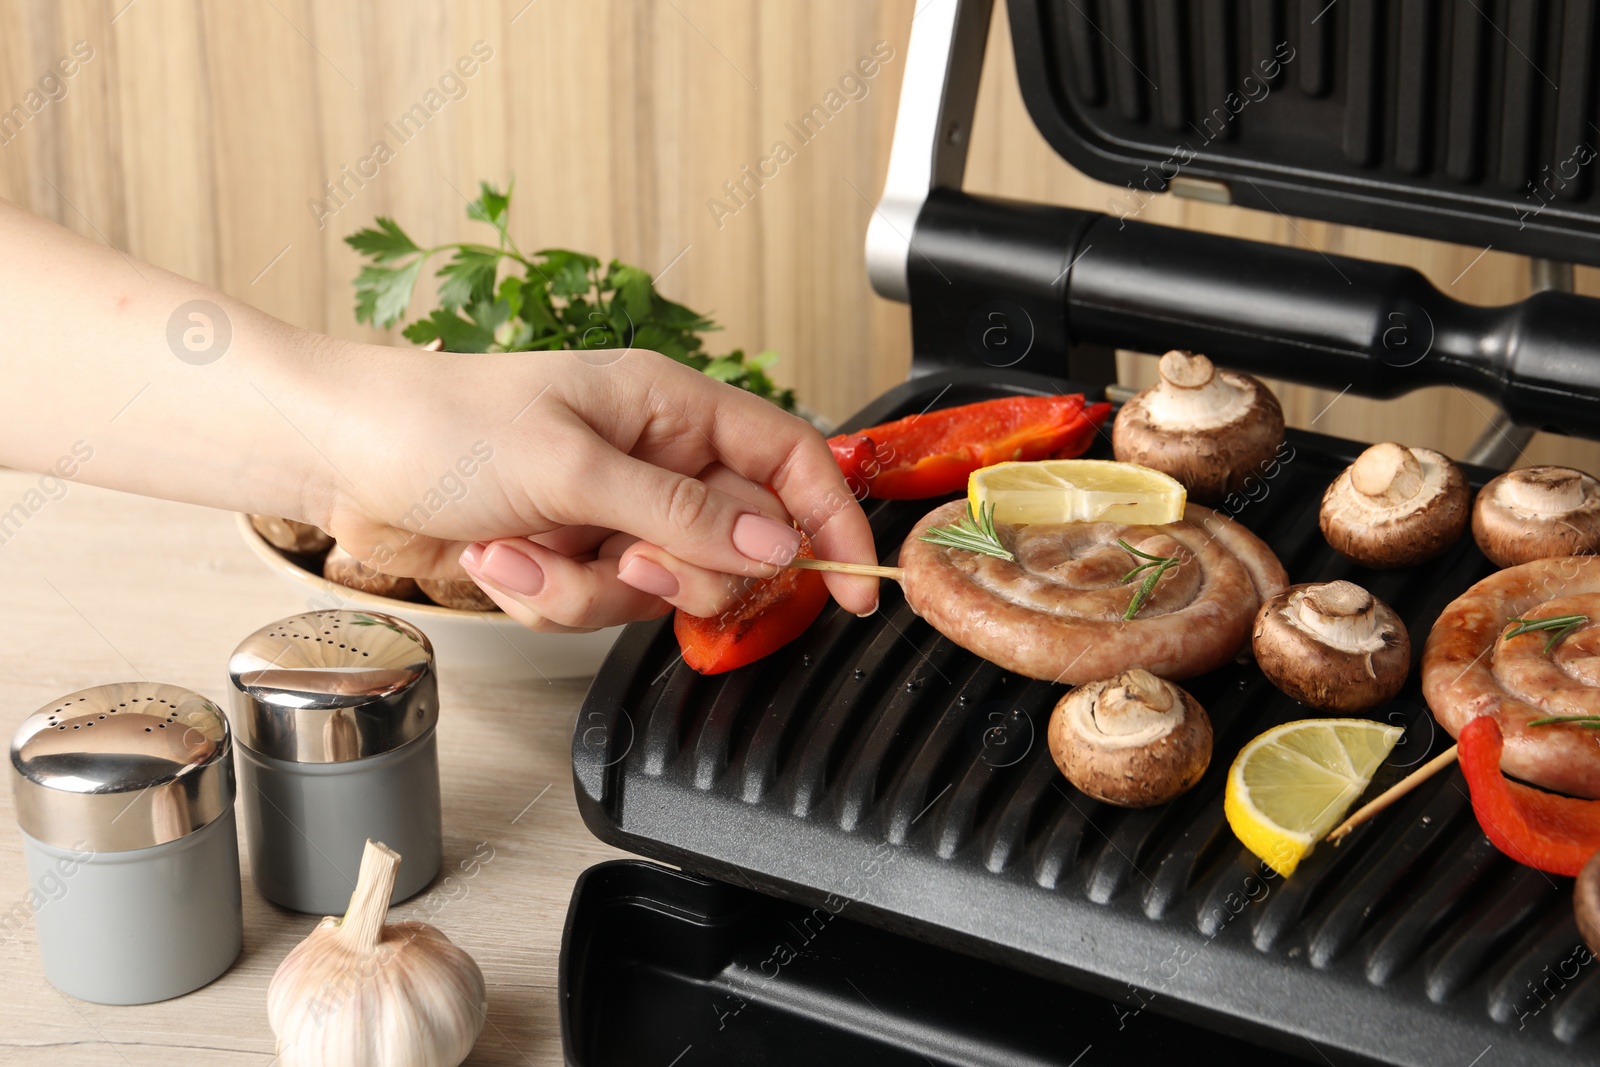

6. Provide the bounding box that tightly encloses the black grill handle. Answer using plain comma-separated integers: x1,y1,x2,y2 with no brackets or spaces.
907,190,1600,438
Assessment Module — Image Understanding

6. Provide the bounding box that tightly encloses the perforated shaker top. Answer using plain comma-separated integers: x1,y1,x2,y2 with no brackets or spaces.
227,610,437,764
10,682,233,851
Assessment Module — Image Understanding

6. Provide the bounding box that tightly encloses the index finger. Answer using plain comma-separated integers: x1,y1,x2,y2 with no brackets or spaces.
648,360,880,613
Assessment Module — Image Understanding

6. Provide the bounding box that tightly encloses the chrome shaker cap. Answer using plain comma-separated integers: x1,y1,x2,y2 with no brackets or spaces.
227,611,437,764
10,683,235,852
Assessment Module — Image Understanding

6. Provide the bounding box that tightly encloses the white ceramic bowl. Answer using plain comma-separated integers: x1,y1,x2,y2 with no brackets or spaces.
236,514,621,683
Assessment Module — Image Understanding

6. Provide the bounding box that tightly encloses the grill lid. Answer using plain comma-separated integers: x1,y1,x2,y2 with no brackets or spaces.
872,2,1600,436
1008,0,1600,267
573,370,1600,1067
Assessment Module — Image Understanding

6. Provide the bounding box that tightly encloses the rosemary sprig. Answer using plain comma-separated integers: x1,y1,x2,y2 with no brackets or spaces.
919,502,1015,562
1118,539,1181,621
1527,714,1600,729
1504,613,1589,654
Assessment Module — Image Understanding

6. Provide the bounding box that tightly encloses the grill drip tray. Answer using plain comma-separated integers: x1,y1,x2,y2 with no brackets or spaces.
571,370,1598,1067
559,860,1312,1066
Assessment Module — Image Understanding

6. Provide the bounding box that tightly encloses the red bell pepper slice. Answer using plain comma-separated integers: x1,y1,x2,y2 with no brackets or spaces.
1457,715,1600,876
1047,406,1110,460
674,537,830,675
827,395,1112,500
829,434,877,500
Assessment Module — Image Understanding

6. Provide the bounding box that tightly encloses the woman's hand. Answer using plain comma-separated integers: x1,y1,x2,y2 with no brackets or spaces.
321,345,879,632
0,200,874,633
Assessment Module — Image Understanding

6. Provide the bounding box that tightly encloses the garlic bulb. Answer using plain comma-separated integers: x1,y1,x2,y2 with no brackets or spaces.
268,840,486,1067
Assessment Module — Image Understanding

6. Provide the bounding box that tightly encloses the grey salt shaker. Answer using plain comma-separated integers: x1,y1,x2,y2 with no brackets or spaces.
10,683,243,1004
228,610,442,914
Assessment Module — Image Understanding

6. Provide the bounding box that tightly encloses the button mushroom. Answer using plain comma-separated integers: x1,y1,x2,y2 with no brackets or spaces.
250,515,334,555
418,576,497,612
1112,350,1285,502
1472,465,1600,568
1047,669,1213,807
323,544,419,600
1576,850,1600,955
1252,581,1409,712
1320,442,1470,568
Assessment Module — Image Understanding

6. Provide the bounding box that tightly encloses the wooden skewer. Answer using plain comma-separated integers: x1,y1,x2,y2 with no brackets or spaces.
1325,744,1459,844
787,557,906,581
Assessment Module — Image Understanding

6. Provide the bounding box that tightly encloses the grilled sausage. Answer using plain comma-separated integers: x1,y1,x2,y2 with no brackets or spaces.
1422,555,1600,798
900,502,1287,684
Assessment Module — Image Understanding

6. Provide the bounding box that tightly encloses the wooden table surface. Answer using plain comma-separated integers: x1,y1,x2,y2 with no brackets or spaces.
0,469,629,1065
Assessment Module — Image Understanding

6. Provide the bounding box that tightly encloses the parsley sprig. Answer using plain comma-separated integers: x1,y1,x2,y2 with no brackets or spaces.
345,180,793,408
1118,539,1181,621
919,502,1015,562
1504,613,1589,654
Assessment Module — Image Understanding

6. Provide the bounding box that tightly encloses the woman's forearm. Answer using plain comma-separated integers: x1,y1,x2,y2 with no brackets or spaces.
0,197,344,522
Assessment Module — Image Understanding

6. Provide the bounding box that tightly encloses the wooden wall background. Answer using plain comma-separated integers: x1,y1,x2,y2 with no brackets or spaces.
2,0,1597,470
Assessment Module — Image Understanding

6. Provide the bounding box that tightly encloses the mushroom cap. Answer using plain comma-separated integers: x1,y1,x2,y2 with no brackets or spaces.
1252,581,1410,712
1047,668,1212,808
1112,350,1285,503
323,544,420,600
1577,850,1600,956
418,576,497,612
250,514,334,555
1472,465,1600,568
1319,443,1470,568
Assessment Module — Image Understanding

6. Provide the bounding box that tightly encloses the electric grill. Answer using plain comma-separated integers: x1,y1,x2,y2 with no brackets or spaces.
560,3,1600,1064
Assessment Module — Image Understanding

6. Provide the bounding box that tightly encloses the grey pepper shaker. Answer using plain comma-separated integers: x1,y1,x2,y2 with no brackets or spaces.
10,683,242,1004
228,610,442,914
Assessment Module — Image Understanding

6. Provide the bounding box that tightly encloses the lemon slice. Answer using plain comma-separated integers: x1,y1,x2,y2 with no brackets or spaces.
968,459,1187,526
1224,719,1403,877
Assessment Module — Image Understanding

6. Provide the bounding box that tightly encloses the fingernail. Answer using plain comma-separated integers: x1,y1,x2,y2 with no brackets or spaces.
459,542,486,571
732,513,800,565
473,541,545,596
617,556,680,597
